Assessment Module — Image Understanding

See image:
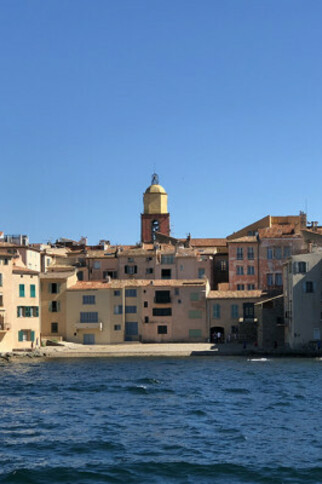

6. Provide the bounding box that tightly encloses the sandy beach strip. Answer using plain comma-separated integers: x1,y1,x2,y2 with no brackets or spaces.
43,342,218,358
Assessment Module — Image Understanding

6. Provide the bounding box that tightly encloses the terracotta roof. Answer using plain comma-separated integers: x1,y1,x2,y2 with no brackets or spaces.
208,290,266,299
12,266,39,275
86,249,117,258
258,225,298,238
68,279,207,291
228,236,258,243
188,238,227,248
40,271,75,279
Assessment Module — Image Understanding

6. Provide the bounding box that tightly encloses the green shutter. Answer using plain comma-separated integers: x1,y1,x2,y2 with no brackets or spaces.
19,284,25,297
18,330,24,342
30,285,36,297
35,307,39,317
30,331,35,342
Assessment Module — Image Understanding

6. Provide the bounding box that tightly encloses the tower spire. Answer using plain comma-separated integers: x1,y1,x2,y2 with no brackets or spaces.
151,172,159,185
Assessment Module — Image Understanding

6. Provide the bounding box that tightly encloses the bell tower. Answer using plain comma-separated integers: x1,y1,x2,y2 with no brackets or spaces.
141,174,170,243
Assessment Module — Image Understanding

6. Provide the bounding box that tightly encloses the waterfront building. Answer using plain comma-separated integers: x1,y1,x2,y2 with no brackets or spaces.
207,289,266,344
284,249,322,349
0,244,40,351
40,269,77,340
65,279,209,344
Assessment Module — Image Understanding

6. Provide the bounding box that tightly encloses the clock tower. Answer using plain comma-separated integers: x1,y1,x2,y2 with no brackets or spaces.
141,174,170,243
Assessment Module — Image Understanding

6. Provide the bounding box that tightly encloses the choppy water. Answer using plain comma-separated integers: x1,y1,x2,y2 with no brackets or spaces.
0,357,322,483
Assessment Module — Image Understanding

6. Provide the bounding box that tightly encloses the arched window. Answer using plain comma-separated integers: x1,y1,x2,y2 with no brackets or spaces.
151,220,160,241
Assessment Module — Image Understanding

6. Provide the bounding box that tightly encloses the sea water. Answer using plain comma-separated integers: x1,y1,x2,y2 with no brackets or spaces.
0,357,322,483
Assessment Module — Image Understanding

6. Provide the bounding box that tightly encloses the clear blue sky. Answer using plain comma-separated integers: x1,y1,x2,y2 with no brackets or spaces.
1,0,321,244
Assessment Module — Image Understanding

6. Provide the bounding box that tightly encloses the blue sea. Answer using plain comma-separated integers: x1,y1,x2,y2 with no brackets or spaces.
0,357,322,483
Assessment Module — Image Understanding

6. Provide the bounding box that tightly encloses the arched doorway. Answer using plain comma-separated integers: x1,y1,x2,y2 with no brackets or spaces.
210,326,225,344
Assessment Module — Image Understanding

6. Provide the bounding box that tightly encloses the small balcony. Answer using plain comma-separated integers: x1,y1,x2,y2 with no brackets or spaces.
75,322,103,331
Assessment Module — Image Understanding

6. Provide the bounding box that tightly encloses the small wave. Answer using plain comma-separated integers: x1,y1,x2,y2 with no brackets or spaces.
224,388,251,394
247,358,270,362
137,378,160,385
125,385,148,394
3,463,322,484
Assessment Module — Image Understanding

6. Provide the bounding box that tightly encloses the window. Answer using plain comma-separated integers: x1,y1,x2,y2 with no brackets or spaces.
283,246,291,258
103,271,117,279
275,247,282,260
231,304,239,318
314,328,321,340
175,288,179,296
144,301,148,308
161,255,174,265
93,261,101,269
18,330,35,342
247,284,255,290
124,265,137,275
220,260,227,271
189,329,202,338
198,268,205,278
275,273,282,286
80,312,98,323
77,271,84,281
114,290,121,296
237,248,243,260
30,284,36,297
144,316,149,323
127,257,134,263
114,305,123,314
266,274,273,287
180,264,184,272
125,289,137,297
125,306,137,313
189,310,202,319
50,301,60,312
125,322,138,336
237,284,245,291
0,273,2,286
51,322,58,334
298,262,307,273
161,269,171,279
190,292,199,301
153,307,172,316
304,281,314,293
19,284,25,297
83,295,96,305
213,304,221,319
157,325,167,334
114,324,121,331
247,266,254,275
146,268,154,274
236,266,244,275
243,303,255,319
247,247,254,260
17,306,39,317
267,248,273,260
4,259,8,265
155,290,171,303
49,283,59,294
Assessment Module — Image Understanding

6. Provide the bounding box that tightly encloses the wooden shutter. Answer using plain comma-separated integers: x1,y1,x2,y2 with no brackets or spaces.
18,330,24,342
